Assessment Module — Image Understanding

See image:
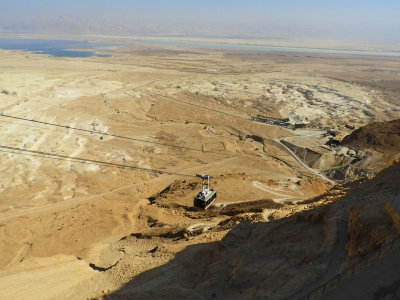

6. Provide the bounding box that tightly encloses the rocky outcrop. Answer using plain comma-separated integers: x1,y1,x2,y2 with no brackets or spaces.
342,118,400,153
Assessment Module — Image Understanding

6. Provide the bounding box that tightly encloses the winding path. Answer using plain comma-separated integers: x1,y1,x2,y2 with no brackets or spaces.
274,138,336,185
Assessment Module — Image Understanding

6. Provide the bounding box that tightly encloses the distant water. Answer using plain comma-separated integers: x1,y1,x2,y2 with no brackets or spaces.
137,39,400,57
0,39,111,57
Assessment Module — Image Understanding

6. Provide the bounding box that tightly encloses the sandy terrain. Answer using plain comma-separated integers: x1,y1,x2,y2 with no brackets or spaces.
0,41,399,299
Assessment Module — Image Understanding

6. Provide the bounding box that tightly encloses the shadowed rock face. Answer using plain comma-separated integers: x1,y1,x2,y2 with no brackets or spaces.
342,119,400,153
110,162,400,299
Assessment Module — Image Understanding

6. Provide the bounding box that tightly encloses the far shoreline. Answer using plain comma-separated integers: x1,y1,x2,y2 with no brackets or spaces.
0,33,399,57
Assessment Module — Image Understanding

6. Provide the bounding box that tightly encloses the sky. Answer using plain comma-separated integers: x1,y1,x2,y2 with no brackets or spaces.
0,0,399,42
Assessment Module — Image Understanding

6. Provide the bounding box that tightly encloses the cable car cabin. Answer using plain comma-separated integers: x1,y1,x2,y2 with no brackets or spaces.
194,174,217,209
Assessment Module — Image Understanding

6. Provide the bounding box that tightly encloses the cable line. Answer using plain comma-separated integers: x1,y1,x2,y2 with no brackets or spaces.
0,145,196,178
150,92,250,121
0,113,242,158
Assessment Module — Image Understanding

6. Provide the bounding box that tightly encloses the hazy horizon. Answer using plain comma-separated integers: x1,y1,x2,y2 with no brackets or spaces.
1,0,399,43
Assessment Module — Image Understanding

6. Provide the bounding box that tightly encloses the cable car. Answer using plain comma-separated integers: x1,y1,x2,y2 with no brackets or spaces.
194,174,216,209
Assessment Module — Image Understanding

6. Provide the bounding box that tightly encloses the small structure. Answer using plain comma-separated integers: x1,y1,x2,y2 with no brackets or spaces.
194,174,217,209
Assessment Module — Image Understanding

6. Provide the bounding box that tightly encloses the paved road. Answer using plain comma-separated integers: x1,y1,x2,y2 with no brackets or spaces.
275,139,336,185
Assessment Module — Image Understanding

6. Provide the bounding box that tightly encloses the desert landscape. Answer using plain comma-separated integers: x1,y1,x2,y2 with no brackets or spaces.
0,38,399,299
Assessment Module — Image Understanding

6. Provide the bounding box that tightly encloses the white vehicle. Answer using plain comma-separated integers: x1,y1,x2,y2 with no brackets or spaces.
194,174,217,209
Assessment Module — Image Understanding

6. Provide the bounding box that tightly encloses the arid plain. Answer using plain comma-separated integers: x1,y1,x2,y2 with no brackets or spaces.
0,40,400,299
